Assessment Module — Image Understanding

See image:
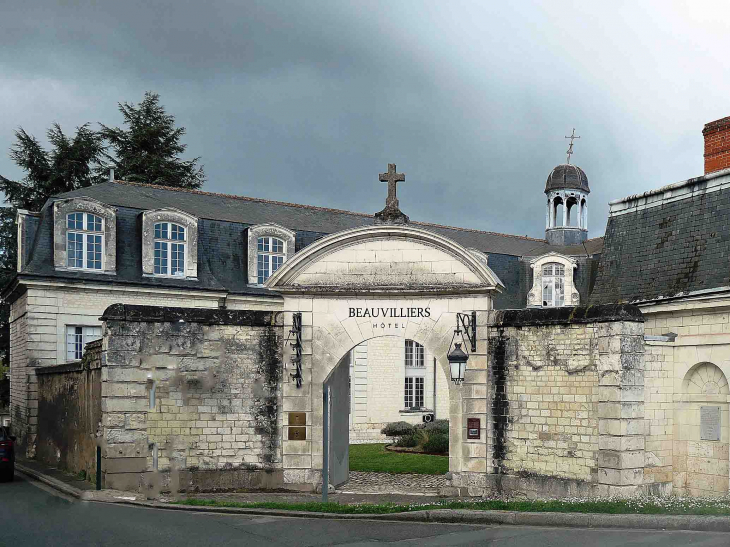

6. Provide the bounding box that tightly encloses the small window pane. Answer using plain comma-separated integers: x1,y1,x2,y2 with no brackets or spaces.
171,224,185,241
404,377,413,408
272,255,284,274
415,377,424,408
87,214,102,232
87,234,102,269
272,238,284,253
68,213,83,230
257,253,269,284
257,237,269,252
543,264,552,276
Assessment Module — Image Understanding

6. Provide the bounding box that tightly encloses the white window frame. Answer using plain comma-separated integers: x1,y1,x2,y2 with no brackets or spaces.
65,325,102,362
542,262,565,307
527,253,579,308
404,340,426,409
257,236,286,284
153,221,187,277
404,377,425,409
66,212,104,270
246,223,296,286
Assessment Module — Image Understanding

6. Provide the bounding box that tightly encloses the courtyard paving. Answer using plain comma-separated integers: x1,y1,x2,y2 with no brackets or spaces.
341,471,448,495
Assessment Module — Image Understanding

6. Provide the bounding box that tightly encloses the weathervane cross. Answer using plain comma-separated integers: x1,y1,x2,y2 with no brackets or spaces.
379,163,405,207
565,127,580,165
565,128,580,164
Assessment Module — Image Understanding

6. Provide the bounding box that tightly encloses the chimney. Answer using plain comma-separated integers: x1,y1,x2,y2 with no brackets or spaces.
703,116,730,174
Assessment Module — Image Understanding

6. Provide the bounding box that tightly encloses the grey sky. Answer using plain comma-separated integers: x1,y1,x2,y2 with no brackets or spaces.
1,0,728,240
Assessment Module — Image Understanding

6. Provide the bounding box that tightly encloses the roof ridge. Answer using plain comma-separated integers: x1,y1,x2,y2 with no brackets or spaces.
109,180,548,243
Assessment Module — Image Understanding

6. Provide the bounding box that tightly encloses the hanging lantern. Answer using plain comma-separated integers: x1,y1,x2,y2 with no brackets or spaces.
447,342,468,384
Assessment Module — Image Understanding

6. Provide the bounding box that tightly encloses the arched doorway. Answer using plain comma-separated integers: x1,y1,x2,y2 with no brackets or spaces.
265,224,503,491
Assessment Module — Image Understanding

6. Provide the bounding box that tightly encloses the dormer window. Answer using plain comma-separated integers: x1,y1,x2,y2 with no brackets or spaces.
542,263,565,307
257,236,285,284
247,224,296,286
54,197,117,274
153,222,186,276
141,209,198,279
527,253,579,308
67,212,104,270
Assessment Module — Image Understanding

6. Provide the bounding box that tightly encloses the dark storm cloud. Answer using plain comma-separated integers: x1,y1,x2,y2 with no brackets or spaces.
2,1,729,239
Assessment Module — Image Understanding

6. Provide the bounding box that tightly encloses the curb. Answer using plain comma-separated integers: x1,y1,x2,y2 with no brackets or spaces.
15,463,93,501
15,464,730,532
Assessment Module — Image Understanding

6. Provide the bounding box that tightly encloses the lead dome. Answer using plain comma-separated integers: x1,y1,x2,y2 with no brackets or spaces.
545,164,590,194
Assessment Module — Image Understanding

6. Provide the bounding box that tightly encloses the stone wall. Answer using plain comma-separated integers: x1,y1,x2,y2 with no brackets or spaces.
99,304,284,493
35,340,102,481
468,304,653,498
9,283,281,457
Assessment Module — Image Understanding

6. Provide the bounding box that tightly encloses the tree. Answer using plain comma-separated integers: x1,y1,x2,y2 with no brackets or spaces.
0,123,106,371
100,92,205,189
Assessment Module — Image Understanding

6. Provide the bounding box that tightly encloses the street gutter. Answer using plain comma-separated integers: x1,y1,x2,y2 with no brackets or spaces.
15,464,730,532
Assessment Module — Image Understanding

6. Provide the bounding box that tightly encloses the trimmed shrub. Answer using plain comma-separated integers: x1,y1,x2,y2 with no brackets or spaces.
395,433,419,448
423,433,449,454
381,421,415,437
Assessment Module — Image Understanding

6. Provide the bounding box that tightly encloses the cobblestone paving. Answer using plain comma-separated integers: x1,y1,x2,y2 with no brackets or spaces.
340,471,448,494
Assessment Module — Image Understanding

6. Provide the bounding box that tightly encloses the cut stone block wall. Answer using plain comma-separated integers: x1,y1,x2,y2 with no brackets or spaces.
474,304,650,497
35,340,102,482
99,304,284,493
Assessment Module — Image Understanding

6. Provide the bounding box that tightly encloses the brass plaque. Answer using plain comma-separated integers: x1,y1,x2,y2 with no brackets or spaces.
289,412,306,426
288,426,307,440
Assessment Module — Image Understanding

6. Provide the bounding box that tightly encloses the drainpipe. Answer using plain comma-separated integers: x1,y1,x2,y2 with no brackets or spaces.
433,356,437,419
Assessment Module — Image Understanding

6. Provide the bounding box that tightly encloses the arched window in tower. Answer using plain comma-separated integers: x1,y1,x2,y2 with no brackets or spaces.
566,196,579,227
553,197,564,227
542,262,565,307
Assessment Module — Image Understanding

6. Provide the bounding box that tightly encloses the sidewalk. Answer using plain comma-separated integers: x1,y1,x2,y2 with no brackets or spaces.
14,459,730,533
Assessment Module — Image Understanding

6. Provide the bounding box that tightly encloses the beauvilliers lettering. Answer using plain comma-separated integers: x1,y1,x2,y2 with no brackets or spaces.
349,307,430,318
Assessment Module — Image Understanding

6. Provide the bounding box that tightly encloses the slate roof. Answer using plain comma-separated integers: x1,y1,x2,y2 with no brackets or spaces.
545,164,590,193
14,181,602,299
591,172,730,304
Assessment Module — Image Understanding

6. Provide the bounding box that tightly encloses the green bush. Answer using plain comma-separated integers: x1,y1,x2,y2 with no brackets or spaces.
381,421,415,437
423,433,449,454
395,434,419,448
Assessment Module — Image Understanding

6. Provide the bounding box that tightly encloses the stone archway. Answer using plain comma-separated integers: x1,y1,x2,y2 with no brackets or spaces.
265,224,503,491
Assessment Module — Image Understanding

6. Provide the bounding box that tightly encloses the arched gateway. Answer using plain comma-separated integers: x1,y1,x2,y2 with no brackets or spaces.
265,223,504,491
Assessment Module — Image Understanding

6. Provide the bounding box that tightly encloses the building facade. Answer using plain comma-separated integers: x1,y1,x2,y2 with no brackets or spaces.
6,117,730,497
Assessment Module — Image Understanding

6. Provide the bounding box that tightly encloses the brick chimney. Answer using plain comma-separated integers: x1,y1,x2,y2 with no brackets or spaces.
703,116,730,174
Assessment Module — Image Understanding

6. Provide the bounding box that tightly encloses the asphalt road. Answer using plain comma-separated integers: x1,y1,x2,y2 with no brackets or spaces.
2,472,730,546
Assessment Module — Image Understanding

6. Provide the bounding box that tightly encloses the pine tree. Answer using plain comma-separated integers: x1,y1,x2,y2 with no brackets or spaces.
0,122,105,372
100,92,205,189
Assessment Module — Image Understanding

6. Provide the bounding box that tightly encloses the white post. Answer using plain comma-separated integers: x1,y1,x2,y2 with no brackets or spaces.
583,202,588,232
577,198,582,229
562,194,568,227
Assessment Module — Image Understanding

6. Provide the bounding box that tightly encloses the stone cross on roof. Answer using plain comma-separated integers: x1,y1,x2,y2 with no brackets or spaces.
374,163,409,225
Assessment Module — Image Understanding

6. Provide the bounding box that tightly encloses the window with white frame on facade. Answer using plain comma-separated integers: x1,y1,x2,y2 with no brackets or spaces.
404,340,425,409
542,262,565,307
257,236,285,284
404,377,424,409
154,222,186,276
405,339,424,368
67,212,103,270
66,325,102,361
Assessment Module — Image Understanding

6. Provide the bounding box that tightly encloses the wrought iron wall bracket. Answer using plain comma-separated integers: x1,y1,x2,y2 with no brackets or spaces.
456,311,477,353
289,312,303,388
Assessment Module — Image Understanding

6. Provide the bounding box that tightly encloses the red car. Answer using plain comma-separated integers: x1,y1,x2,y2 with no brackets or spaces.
0,426,15,482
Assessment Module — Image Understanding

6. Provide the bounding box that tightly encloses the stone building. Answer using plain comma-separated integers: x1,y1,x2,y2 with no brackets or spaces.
4,116,730,497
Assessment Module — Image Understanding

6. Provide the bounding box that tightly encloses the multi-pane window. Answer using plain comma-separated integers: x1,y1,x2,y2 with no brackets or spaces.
404,377,424,409
154,222,186,276
67,212,103,270
66,325,102,361
405,340,424,368
542,262,565,307
257,236,285,284
404,339,425,409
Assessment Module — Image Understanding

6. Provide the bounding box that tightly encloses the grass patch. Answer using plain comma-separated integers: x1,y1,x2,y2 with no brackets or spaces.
175,496,730,516
349,443,448,475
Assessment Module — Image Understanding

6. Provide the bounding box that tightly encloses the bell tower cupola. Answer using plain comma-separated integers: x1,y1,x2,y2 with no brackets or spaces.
545,129,590,246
